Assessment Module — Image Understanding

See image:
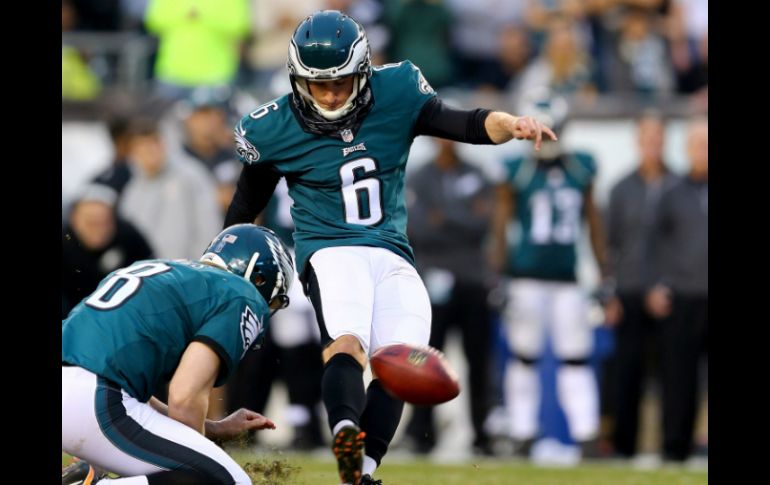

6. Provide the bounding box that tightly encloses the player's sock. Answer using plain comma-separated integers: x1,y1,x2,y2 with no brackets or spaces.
322,353,366,431
557,363,599,442
359,379,404,465
362,455,378,476
333,419,357,436
505,359,540,440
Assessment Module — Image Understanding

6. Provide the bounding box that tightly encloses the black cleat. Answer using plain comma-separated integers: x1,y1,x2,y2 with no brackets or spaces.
361,474,383,484
332,425,366,485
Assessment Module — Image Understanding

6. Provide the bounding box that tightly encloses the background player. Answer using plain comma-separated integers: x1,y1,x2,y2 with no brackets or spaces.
492,90,608,459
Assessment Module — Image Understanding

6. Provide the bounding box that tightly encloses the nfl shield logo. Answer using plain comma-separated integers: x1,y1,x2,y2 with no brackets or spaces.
341,129,354,143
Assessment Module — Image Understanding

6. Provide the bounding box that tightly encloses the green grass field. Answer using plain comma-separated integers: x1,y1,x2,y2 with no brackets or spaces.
64,451,708,485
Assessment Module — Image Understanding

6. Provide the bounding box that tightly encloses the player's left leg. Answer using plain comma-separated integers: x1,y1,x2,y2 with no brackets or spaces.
551,282,600,450
305,247,376,485
364,249,431,478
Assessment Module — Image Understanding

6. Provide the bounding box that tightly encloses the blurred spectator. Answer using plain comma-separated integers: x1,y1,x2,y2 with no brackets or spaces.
62,47,102,101
645,117,707,462
92,114,134,197
523,0,592,53
245,0,323,86
62,184,154,318
69,0,123,31
144,0,251,100
445,0,526,90
119,0,151,31
118,118,222,260
605,111,680,458
326,0,390,64
62,0,101,100
667,0,707,95
174,86,241,214
576,0,669,94
603,6,674,98
384,0,454,89
513,16,596,104
499,24,533,90
403,138,496,456
492,95,607,460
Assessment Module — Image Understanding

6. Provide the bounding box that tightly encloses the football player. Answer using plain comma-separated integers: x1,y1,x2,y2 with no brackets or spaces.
492,90,608,459
225,10,556,485
62,224,294,484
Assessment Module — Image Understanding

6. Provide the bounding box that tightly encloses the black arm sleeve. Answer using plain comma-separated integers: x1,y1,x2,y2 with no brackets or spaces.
414,97,495,144
223,163,282,228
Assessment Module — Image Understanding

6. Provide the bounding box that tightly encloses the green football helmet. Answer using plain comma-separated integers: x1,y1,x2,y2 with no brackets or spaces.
287,10,373,136
200,224,294,310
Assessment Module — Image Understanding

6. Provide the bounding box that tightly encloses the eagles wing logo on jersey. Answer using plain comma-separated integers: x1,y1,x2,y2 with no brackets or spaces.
235,121,260,163
240,305,264,354
416,69,434,95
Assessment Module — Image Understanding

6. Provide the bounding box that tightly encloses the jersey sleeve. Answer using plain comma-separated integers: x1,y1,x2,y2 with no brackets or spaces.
233,97,290,166
403,61,437,124
375,60,437,126
193,295,269,386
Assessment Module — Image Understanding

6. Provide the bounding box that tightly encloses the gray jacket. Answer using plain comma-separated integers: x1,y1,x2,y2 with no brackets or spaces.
407,159,492,285
649,176,708,295
606,168,680,293
119,158,222,261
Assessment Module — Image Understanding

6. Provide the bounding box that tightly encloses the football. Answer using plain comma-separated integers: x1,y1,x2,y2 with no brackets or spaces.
370,343,460,406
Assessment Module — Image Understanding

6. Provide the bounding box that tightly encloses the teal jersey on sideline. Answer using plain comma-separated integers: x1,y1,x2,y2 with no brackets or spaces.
234,60,436,276
502,152,597,282
62,259,270,402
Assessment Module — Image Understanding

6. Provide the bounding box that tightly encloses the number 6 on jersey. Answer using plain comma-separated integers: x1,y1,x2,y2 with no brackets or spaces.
340,157,383,225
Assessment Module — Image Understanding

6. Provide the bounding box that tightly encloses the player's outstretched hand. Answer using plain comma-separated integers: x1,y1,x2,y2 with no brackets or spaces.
510,115,558,151
208,408,276,441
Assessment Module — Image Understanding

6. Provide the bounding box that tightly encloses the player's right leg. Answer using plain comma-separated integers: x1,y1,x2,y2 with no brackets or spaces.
502,279,548,450
62,366,251,484
305,247,377,485
366,248,432,479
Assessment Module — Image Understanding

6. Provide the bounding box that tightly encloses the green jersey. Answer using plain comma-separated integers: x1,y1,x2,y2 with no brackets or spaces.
234,60,436,276
502,152,597,282
62,259,270,402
